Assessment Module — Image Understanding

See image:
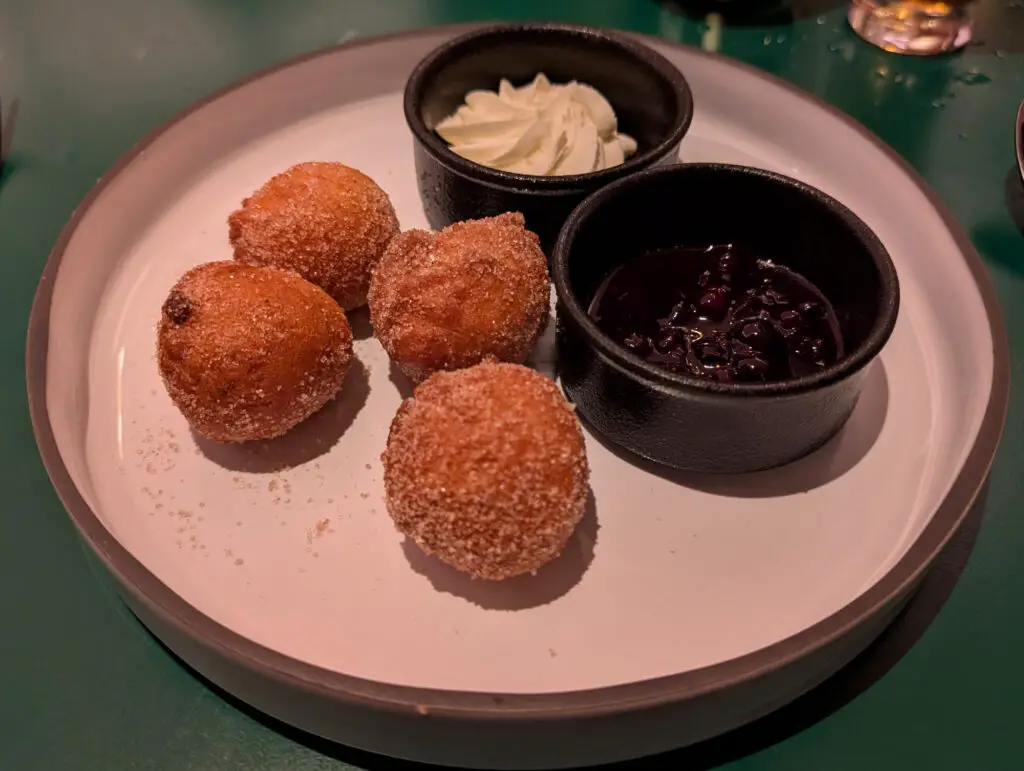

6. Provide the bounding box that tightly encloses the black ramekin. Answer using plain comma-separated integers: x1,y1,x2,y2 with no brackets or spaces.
403,23,694,254
552,163,900,474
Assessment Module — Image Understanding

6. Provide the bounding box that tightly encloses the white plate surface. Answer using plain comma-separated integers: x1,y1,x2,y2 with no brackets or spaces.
43,35,994,697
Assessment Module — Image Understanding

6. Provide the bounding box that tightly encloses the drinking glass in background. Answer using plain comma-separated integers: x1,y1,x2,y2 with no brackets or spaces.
848,0,973,55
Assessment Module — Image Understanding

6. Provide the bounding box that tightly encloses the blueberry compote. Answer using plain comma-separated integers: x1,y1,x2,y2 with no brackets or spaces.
588,244,843,384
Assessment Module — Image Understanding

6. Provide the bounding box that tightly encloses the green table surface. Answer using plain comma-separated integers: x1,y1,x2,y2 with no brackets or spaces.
2,1,1022,769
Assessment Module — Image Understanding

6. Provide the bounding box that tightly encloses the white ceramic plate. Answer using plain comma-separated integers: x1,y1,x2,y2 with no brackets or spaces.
28,25,1008,770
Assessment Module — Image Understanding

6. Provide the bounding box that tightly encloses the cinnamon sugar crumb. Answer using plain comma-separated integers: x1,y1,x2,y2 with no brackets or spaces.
306,518,331,544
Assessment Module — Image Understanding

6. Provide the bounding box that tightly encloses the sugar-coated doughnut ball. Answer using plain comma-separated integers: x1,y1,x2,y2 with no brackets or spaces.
157,261,353,442
368,212,550,383
382,361,589,580
228,161,399,310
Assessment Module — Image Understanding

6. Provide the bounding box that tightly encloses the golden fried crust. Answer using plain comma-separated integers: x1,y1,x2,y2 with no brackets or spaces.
228,162,399,310
382,362,589,580
157,261,353,442
367,212,550,383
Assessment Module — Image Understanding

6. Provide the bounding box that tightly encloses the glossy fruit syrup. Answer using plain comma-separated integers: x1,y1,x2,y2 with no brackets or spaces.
588,244,844,384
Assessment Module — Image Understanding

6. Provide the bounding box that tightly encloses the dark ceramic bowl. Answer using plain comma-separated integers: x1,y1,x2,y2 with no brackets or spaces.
403,23,694,254
552,163,900,474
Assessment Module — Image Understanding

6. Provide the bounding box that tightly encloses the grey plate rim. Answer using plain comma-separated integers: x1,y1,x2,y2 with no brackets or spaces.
25,24,1010,723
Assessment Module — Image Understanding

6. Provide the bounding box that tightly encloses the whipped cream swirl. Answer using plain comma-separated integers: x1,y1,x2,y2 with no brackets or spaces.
434,73,638,176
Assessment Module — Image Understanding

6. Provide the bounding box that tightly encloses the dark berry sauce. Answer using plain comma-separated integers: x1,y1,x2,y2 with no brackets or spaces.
588,244,843,384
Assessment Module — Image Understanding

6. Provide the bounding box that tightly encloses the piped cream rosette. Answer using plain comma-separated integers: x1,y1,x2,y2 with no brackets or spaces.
434,74,638,176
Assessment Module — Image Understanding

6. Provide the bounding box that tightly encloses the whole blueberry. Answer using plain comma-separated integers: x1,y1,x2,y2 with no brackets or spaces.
739,319,776,351
735,357,770,381
794,336,825,361
698,286,730,320
779,309,803,331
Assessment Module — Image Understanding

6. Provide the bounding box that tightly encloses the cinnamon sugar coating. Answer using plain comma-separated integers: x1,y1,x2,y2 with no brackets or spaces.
382,361,589,580
157,261,353,442
228,162,399,310
367,212,550,383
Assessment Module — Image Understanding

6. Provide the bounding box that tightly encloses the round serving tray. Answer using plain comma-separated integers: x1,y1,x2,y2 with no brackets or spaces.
26,24,1008,770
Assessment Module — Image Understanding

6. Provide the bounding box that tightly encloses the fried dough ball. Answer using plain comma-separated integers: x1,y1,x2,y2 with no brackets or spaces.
382,361,589,580
228,161,399,310
367,212,550,383
157,261,353,442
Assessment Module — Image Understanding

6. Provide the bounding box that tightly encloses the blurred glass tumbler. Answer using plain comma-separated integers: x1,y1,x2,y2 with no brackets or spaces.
848,0,972,55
